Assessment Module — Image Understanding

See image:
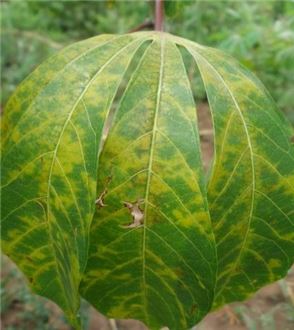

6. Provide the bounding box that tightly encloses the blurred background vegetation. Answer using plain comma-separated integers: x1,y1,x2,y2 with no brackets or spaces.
1,1,294,329
1,0,294,122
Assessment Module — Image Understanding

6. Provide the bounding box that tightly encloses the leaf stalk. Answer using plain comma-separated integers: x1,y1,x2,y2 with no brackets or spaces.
155,0,164,31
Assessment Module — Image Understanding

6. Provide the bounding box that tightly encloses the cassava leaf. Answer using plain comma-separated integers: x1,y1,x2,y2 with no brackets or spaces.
1,32,294,329
1,33,148,326
80,38,217,329
184,43,294,308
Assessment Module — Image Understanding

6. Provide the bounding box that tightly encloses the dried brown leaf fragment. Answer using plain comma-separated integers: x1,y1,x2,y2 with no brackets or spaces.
95,189,108,208
122,199,144,228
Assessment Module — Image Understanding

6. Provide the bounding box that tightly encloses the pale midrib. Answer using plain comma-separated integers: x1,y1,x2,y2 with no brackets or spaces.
173,44,211,204
1,151,54,189
69,120,92,216
142,37,165,320
96,40,153,162
3,35,120,147
210,146,249,208
188,47,256,299
207,111,235,192
45,38,144,315
1,196,46,223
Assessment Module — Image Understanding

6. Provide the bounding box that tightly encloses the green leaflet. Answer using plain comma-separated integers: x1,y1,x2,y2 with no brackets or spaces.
1,32,294,329
80,38,216,329
185,44,294,308
1,33,147,326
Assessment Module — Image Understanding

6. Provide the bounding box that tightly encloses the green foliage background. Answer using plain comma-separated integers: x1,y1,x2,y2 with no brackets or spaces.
1,0,294,123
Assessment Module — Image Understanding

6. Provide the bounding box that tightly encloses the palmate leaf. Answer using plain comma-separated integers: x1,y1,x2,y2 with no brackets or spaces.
1,32,294,329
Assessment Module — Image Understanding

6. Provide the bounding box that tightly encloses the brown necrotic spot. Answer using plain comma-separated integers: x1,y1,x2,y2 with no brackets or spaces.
122,199,144,228
95,188,108,208
95,176,112,208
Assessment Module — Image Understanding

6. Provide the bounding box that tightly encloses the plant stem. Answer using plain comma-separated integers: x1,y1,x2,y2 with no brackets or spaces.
109,319,118,330
155,0,164,31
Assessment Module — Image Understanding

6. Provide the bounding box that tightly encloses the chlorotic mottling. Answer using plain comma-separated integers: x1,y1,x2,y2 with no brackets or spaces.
1,32,294,329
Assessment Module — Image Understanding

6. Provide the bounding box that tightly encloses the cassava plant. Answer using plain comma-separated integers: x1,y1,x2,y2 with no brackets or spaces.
1,1,294,329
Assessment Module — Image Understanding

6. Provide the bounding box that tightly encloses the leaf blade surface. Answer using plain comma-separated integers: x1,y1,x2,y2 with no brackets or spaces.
80,36,217,329
2,32,294,329
185,43,294,307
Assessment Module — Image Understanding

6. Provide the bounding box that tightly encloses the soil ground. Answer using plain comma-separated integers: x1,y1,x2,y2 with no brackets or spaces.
1,104,293,330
